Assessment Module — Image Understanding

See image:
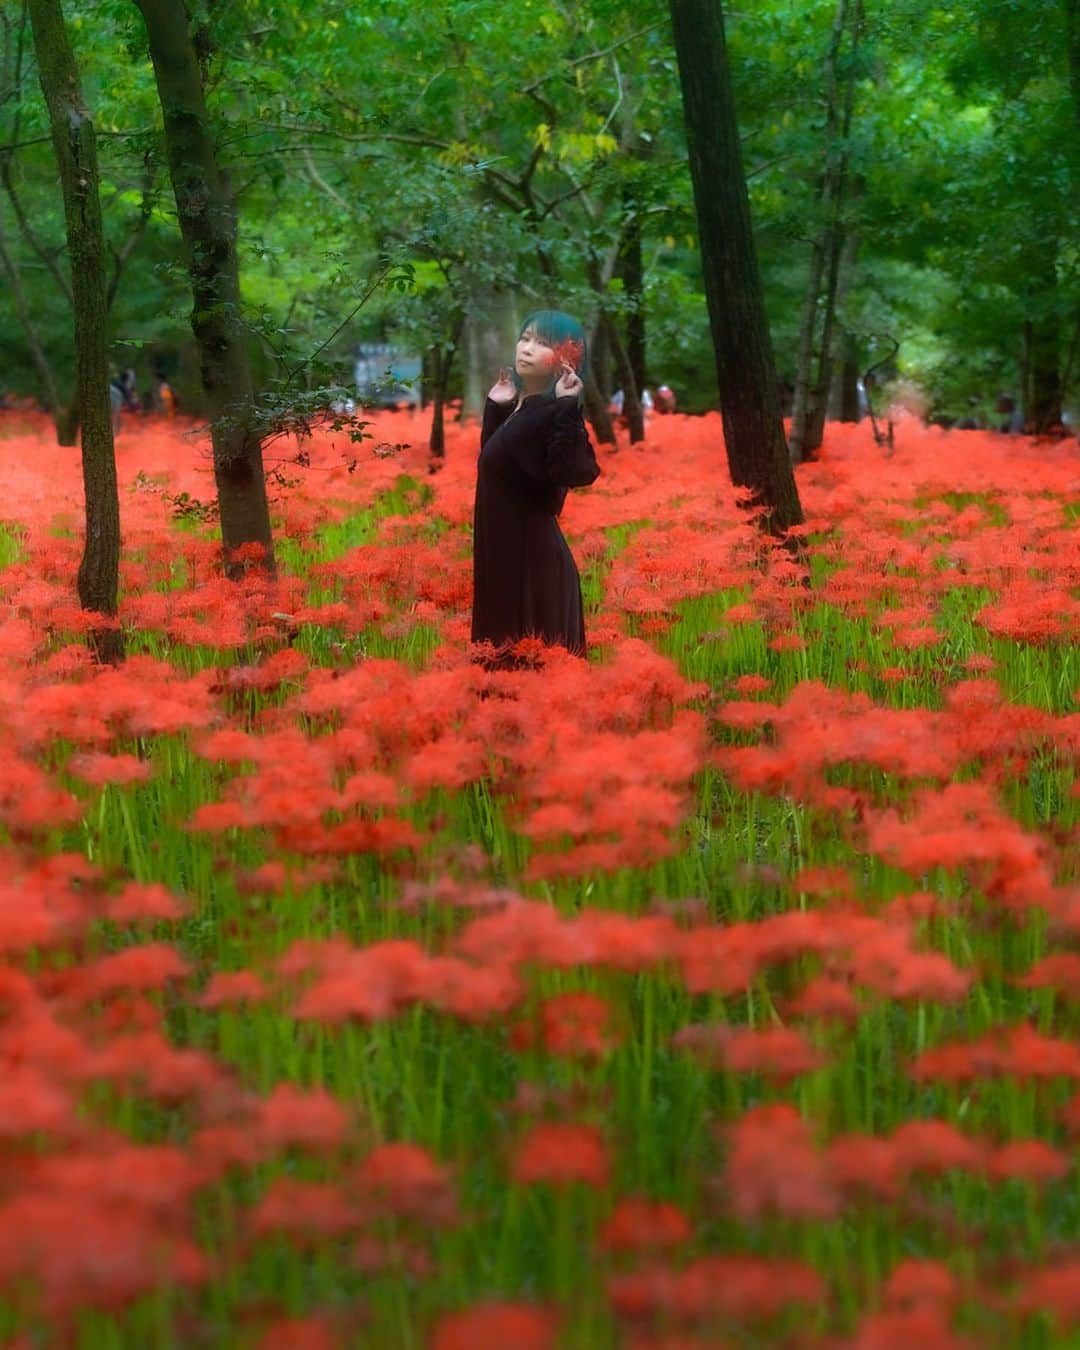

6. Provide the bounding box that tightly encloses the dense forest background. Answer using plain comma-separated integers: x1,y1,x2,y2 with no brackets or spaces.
1,0,1077,428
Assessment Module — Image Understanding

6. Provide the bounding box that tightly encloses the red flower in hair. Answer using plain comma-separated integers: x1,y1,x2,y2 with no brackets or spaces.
550,338,584,372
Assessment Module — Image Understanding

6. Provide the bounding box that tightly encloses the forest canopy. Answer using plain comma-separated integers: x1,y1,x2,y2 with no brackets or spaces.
1,0,1077,429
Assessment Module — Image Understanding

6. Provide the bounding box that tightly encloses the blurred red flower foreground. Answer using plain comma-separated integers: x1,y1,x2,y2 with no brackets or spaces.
0,407,1076,1346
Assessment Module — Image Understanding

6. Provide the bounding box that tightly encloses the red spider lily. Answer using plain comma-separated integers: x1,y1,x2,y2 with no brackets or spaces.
883,1259,959,1309
353,1142,457,1224
785,975,859,1024
672,1023,826,1079
889,1120,987,1178
850,1304,977,1350
290,939,428,1023
608,1254,824,1324
850,930,972,1005
76,1029,234,1104
549,338,584,373
910,1023,1080,1083
0,1067,72,1139
722,1105,837,1219
598,1197,692,1253
67,752,153,787
250,1179,359,1241
730,673,772,694
252,1083,350,1153
103,881,186,924
512,991,621,1059
512,1121,610,1188
1013,953,1080,999
68,943,191,1002
987,1140,1069,1184
0,1197,210,1316
826,1132,901,1199
256,1318,339,1350
1014,1261,1080,1329
197,969,268,1009
432,1302,559,1350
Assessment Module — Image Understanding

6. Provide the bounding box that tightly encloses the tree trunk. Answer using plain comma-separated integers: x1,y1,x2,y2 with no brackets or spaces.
1029,315,1062,432
804,222,846,454
1065,0,1080,128
133,0,273,579
826,230,860,419
429,385,446,461
617,183,647,399
583,369,617,446
1025,248,1063,433
790,0,860,463
789,237,827,458
428,344,449,462
668,0,803,533
28,0,122,663
605,313,646,444
590,313,613,403
836,332,861,422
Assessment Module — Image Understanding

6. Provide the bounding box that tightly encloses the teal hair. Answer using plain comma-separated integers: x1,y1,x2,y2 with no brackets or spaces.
512,309,589,403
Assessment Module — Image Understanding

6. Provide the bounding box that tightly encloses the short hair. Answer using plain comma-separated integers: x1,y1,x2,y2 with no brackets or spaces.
512,309,589,402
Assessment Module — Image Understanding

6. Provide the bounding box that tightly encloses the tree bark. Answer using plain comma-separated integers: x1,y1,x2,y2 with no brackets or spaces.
616,182,647,398
28,0,122,663
789,235,827,458
133,0,274,578
804,220,846,453
429,318,462,462
590,312,613,403
583,368,617,446
1065,0,1080,128
826,230,860,419
790,0,861,462
668,0,803,533
835,331,861,422
1023,246,1063,433
605,312,646,444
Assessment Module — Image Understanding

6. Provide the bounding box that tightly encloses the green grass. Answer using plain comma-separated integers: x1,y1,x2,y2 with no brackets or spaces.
2,476,1077,1348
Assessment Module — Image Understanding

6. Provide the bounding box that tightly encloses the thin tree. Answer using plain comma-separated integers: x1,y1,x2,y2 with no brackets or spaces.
789,0,863,463
133,0,274,578
668,0,803,534
27,0,122,662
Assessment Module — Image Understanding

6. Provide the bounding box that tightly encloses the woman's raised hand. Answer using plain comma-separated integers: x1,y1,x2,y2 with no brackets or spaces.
554,362,583,400
488,367,516,404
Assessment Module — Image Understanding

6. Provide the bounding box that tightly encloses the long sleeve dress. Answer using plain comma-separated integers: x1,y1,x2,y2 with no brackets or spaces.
471,392,600,659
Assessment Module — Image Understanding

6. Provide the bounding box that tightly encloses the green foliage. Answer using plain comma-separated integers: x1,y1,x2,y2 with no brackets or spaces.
0,0,1076,420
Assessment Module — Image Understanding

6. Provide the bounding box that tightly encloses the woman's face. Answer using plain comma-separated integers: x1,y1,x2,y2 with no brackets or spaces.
515,326,555,378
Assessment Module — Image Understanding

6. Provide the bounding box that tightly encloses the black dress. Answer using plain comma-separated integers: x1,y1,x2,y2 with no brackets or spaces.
471,393,600,658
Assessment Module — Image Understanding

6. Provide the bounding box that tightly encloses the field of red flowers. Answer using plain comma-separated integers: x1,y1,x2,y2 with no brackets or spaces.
0,406,1077,1348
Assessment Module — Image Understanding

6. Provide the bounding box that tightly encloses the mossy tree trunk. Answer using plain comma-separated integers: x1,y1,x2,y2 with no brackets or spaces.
133,0,274,578
668,0,803,533
28,0,122,663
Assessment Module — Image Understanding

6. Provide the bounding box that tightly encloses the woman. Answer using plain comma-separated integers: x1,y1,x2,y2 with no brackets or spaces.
471,310,600,662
